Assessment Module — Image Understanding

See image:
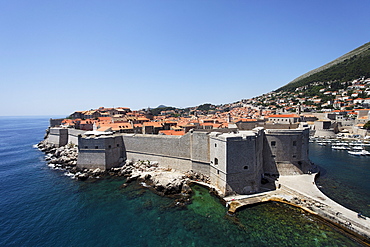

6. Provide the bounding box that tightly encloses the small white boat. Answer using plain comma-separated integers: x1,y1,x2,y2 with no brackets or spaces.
332,146,349,150
348,149,370,156
352,146,364,150
348,150,363,156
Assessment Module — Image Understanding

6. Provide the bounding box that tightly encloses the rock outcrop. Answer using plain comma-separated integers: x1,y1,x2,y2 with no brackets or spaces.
37,140,78,170
118,160,211,196
37,140,211,197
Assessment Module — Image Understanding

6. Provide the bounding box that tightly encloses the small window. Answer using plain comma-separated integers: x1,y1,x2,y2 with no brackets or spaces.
215,143,217,147
108,145,111,149
243,166,249,170
95,146,99,149
117,144,120,147
271,155,276,158
293,155,296,158
217,170,220,175
214,158,218,166
84,146,88,149
271,141,276,146
293,141,297,146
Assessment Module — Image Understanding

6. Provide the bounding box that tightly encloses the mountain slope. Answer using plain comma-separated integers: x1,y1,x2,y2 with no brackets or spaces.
278,42,370,92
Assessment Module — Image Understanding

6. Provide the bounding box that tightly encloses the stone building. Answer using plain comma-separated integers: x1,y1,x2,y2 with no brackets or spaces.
77,134,126,170
62,125,312,196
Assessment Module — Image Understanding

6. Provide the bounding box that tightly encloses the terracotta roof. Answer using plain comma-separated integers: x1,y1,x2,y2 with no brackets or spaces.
158,130,185,136
143,122,163,128
268,114,300,118
235,118,257,122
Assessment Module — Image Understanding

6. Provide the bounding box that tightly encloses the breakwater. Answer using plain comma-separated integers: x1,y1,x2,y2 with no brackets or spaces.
225,174,370,245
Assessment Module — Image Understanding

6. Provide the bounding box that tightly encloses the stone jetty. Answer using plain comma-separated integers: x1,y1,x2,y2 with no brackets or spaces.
224,174,370,245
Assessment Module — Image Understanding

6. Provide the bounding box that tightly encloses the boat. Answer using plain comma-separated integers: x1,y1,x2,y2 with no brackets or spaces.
352,146,364,150
332,146,349,150
348,149,370,156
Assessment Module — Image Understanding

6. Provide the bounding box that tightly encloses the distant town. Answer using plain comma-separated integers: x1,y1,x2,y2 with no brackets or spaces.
53,77,370,139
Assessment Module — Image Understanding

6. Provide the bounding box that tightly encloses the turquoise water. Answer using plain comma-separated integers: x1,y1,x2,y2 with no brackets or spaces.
0,117,364,246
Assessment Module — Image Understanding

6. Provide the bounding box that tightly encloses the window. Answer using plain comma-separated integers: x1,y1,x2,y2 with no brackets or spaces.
84,146,88,149
108,145,111,149
117,144,120,147
243,166,249,170
214,158,219,166
293,155,296,158
215,143,217,147
271,141,276,146
217,170,220,175
95,146,99,149
293,141,297,146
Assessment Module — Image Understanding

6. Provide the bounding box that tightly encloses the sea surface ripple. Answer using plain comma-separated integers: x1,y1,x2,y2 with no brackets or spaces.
0,117,364,246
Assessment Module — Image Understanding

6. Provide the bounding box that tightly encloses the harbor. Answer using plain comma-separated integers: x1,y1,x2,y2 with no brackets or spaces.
225,173,370,245
313,137,370,156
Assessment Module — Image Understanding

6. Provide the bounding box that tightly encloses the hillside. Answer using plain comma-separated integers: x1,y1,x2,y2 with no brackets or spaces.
278,42,370,92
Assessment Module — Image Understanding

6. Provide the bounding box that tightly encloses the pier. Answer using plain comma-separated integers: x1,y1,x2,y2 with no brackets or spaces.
224,174,370,244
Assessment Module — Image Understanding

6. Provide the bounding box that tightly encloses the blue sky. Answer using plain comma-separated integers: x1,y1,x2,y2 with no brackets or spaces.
1,0,369,116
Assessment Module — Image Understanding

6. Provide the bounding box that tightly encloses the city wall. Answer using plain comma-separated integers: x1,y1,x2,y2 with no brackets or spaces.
45,127,312,195
77,135,125,170
45,128,85,147
263,129,311,175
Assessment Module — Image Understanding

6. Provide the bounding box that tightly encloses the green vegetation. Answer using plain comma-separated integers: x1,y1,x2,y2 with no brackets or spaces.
197,103,215,112
278,42,370,92
363,121,370,130
150,106,177,116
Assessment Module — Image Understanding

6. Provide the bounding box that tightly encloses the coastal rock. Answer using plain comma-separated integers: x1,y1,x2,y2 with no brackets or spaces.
92,168,102,176
38,140,79,173
77,173,89,180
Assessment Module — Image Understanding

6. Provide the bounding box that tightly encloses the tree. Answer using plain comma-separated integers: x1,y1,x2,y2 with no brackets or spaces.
363,121,370,130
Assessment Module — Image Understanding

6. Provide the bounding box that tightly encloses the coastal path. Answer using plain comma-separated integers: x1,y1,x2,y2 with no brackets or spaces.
224,174,370,244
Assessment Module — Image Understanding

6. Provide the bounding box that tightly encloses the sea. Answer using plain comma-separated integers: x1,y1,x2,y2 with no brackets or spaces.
0,116,368,247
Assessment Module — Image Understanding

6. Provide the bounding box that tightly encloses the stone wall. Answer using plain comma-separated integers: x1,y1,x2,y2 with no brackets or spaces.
68,129,85,145
49,118,64,127
46,128,68,147
190,131,210,175
263,128,311,175
45,128,85,147
77,135,125,170
123,133,193,172
209,129,266,195
46,126,312,195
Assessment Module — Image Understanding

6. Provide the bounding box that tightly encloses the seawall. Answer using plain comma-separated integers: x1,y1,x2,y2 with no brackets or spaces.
224,174,370,244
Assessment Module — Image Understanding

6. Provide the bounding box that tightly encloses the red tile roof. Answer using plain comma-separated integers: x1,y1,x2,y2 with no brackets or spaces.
158,130,185,136
268,114,300,118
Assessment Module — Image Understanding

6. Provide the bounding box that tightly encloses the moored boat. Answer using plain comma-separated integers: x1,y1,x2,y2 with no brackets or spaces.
348,149,370,156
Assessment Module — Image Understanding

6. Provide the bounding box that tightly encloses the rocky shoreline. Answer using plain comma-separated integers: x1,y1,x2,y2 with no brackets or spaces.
36,140,212,202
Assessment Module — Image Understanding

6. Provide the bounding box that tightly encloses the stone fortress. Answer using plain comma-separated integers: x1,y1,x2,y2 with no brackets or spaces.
46,124,313,196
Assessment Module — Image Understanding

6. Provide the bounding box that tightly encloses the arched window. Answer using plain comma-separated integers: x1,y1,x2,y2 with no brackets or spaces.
214,158,218,166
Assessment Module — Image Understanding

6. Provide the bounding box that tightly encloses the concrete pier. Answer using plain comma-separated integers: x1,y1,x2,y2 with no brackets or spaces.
224,174,370,244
